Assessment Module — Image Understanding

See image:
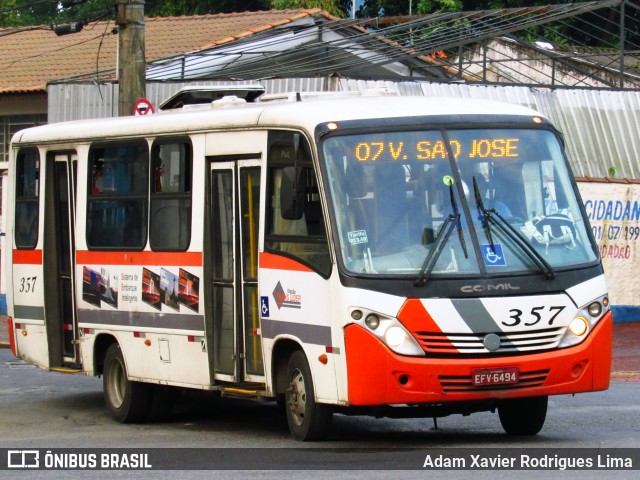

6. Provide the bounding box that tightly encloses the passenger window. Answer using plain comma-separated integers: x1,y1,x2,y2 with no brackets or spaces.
266,131,331,277
15,148,40,249
86,142,148,249
149,139,192,251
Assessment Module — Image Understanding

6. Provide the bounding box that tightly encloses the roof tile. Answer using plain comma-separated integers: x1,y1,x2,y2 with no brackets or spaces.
0,9,324,93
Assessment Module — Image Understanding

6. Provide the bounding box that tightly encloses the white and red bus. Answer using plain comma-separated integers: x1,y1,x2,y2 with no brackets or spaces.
5,92,612,440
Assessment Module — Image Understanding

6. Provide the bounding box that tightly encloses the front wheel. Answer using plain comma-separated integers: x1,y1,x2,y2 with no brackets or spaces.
103,343,152,423
498,396,548,435
285,350,333,441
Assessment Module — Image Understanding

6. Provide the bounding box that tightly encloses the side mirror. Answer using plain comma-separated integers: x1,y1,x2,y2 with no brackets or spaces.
281,166,305,220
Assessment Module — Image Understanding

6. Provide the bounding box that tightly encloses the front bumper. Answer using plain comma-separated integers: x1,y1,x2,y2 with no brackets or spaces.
345,311,612,406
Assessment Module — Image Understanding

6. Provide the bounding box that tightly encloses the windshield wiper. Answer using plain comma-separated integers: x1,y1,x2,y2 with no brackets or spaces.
414,213,457,287
472,176,555,280
415,183,467,286
449,178,468,260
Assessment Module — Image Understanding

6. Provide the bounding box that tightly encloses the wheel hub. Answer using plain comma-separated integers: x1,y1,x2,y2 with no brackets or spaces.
287,368,306,427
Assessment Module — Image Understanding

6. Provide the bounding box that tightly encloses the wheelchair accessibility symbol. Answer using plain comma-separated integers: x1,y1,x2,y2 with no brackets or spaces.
261,296,270,317
481,244,506,266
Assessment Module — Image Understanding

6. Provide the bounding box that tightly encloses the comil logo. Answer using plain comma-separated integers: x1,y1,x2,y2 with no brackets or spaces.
8,450,39,468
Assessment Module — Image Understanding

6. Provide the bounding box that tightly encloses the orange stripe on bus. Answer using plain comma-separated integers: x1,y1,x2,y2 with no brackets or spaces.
397,298,456,352
398,299,449,334
75,250,202,266
259,252,313,272
12,249,43,264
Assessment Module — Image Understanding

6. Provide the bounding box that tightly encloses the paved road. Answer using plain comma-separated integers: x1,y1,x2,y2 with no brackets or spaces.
1,347,639,479
1,318,640,480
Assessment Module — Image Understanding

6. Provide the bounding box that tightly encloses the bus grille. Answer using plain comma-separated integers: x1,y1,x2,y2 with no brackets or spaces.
438,369,550,392
414,327,565,355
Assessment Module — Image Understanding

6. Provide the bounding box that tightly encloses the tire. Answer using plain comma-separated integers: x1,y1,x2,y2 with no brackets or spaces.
285,350,333,441
498,396,548,435
103,343,152,423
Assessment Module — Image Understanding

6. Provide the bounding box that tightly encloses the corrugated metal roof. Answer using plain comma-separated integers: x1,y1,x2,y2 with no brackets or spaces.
47,78,640,180
337,79,640,179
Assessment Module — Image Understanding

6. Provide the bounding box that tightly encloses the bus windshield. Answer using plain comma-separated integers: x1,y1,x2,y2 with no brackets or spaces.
322,127,597,278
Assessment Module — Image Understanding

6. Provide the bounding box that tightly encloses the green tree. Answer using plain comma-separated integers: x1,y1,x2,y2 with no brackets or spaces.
358,0,567,17
358,0,411,17
270,0,346,17
0,0,20,26
417,0,462,14
146,0,267,16
1,0,633,50
0,0,58,27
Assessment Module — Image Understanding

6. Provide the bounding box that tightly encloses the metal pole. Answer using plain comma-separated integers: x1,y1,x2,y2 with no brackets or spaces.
620,0,626,89
482,42,487,82
117,0,145,116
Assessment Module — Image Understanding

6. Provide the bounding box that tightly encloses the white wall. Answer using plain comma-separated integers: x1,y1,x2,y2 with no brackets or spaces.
578,180,640,320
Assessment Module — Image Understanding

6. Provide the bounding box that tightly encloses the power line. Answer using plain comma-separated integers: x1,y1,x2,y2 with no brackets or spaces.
0,25,52,37
145,2,628,83
0,0,112,37
1,10,115,69
3,31,109,69
7,1,636,90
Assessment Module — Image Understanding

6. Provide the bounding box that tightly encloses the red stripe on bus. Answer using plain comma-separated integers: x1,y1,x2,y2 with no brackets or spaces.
259,252,313,272
8,317,16,357
397,299,456,351
13,249,43,264
75,250,202,266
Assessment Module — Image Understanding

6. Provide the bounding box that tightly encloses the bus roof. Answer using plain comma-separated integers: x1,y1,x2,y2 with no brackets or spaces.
11,94,546,146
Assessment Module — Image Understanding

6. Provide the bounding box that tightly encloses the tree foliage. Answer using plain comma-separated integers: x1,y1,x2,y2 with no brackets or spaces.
0,0,349,27
270,1,346,17
0,0,634,50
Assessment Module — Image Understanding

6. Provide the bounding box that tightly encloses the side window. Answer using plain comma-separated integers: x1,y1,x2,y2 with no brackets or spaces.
149,139,192,251
15,148,40,249
86,142,148,249
265,131,331,276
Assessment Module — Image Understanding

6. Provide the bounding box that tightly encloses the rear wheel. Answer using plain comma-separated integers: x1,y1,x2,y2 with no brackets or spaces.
498,396,548,435
285,350,333,441
103,343,152,423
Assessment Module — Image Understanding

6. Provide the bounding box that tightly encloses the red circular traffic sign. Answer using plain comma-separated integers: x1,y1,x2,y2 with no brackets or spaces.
133,98,155,116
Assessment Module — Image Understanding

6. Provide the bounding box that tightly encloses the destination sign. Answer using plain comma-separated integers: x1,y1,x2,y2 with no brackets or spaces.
354,138,520,162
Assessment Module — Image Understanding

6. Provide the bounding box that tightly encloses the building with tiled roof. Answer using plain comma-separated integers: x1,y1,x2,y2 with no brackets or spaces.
0,8,451,163
0,9,338,95
3,11,324,164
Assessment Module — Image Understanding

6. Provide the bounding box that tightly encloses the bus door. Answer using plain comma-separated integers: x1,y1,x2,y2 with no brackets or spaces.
43,152,79,367
210,160,264,383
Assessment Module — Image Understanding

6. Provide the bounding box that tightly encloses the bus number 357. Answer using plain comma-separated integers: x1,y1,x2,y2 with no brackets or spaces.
504,306,566,327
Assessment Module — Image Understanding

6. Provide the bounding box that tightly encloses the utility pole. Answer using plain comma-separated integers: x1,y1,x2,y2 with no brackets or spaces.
116,0,145,116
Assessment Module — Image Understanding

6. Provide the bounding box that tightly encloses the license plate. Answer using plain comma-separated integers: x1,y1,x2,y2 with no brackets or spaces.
471,366,519,386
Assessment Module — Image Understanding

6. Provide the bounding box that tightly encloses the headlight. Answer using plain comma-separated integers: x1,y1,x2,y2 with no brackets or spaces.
587,302,602,317
558,295,609,348
349,308,424,356
385,326,407,347
568,317,589,336
365,314,380,330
